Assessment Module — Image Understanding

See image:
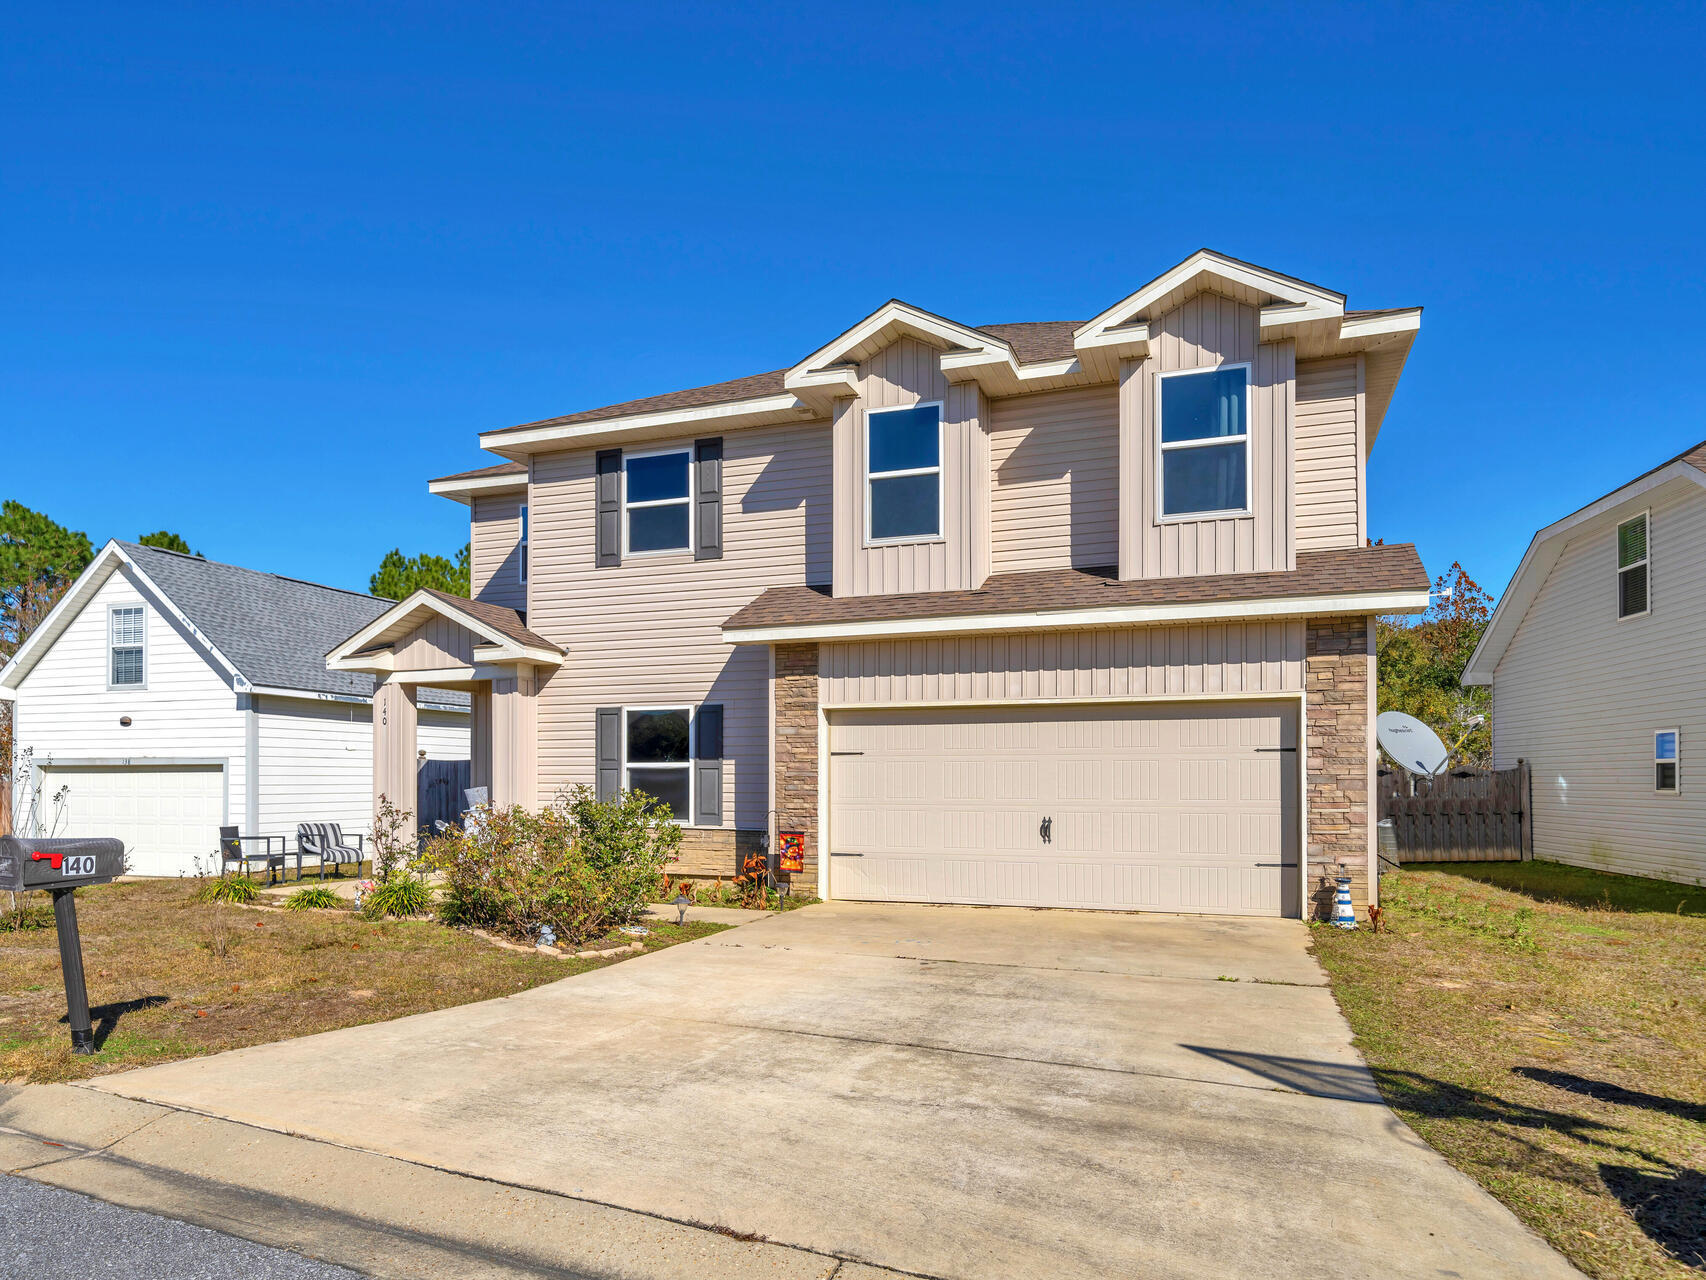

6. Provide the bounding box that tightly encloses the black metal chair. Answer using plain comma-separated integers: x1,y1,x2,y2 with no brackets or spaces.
219,826,284,884
296,822,365,880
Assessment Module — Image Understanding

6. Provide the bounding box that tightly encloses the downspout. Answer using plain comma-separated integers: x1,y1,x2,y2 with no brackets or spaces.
243,693,260,836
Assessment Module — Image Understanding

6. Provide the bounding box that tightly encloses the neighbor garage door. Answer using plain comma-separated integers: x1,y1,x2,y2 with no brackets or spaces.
39,765,225,878
827,702,1299,916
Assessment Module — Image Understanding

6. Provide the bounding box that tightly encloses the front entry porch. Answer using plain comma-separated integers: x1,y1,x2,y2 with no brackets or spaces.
326,589,564,838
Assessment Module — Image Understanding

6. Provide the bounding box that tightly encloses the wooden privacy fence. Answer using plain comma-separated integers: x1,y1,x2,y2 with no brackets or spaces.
417,758,472,834
1378,761,1532,862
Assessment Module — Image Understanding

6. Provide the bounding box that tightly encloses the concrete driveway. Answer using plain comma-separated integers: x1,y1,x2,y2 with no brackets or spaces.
84,903,1577,1280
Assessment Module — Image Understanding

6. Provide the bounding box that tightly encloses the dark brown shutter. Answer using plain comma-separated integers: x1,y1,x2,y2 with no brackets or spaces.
595,449,622,568
596,707,623,800
694,437,723,561
693,703,723,827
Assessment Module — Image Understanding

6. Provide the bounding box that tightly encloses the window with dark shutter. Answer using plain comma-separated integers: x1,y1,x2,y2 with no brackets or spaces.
695,437,723,560
595,450,622,568
596,707,623,800
693,704,723,826
1618,513,1648,618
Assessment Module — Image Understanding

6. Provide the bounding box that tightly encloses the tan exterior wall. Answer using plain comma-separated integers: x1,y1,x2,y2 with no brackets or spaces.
989,385,1120,573
820,621,1305,706
392,614,477,670
1305,616,1373,916
372,681,419,833
1118,293,1294,580
1295,356,1364,551
471,493,527,610
527,420,830,827
1491,483,1706,885
832,336,990,597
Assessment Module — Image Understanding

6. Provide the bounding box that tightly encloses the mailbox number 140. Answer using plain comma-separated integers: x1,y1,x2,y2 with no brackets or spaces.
60,855,97,877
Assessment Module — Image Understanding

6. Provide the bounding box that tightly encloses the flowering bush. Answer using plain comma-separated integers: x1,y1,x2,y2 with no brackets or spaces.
419,785,679,946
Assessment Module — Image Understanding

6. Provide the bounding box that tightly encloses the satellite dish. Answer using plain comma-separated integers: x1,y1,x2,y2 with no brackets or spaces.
1377,711,1450,777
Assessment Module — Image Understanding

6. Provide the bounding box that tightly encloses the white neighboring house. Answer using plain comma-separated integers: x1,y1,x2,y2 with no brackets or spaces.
1464,439,1706,887
0,541,469,876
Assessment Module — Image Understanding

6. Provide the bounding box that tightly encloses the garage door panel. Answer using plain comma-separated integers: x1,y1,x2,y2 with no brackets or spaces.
829,702,1299,917
42,765,224,878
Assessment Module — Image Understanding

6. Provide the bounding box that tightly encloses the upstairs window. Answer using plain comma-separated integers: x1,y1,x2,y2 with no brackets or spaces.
626,707,690,819
109,605,145,687
624,450,692,555
1159,365,1249,518
1655,730,1679,793
1617,513,1648,618
518,504,529,585
866,403,942,542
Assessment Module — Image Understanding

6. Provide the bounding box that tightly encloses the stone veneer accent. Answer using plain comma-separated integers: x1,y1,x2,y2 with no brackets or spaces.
773,641,821,895
1305,615,1374,918
672,828,766,880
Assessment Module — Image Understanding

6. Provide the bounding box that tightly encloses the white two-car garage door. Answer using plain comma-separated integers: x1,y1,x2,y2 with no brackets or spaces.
828,701,1299,917
39,765,225,878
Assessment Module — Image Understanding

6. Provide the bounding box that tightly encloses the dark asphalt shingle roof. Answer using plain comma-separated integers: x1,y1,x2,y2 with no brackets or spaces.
121,543,468,709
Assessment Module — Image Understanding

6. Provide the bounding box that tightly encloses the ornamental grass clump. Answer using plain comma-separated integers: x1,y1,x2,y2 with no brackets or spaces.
420,785,679,947
360,874,434,920
283,885,343,911
193,875,260,905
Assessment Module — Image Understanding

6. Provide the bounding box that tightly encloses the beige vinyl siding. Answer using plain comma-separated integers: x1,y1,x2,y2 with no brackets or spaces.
1294,356,1364,551
529,420,831,825
989,386,1120,573
471,494,526,610
1119,293,1294,579
1491,483,1706,884
820,620,1305,705
832,336,989,597
11,566,247,840
392,614,476,670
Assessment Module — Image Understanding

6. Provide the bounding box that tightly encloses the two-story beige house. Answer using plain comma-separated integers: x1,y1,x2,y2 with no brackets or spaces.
329,250,1429,917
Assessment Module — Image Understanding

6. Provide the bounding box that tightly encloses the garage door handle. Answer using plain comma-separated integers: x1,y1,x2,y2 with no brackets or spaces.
830,751,864,757
1254,862,1300,868
1255,747,1298,753
829,852,863,857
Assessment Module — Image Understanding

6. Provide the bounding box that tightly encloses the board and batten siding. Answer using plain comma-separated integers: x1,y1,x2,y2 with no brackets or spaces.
989,385,1120,573
1491,482,1706,884
1294,356,1364,551
392,614,477,670
471,493,527,611
528,420,832,826
1118,293,1295,580
10,565,248,830
254,698,468,841
832,336,989,597
820,620,1305,705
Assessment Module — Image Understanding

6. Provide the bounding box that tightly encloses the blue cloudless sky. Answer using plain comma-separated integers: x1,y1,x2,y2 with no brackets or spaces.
5,2,1704,598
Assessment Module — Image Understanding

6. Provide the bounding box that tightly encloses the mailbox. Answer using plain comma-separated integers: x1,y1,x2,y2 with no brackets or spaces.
1,835,125,1056
0,835,126,892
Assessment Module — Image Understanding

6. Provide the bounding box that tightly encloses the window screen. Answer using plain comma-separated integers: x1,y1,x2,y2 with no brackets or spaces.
1618,514,1648,618
110,606,144,686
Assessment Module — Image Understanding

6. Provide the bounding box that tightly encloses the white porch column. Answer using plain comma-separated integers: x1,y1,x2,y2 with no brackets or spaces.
372,679,419,839
489,667,538,810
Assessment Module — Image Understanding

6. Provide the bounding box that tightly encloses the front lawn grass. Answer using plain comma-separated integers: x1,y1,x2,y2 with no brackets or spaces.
0,879,728,1085
1312,861,1706,1280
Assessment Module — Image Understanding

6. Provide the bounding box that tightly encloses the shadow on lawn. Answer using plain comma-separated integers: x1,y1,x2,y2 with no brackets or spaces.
1515,1067,1706,1126
1600,1161,1706,1270
1410,860,1706,917
58,995,170,1050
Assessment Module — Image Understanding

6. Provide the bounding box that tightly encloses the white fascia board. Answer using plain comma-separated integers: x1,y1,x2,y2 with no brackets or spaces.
472,642,563,667
784,302,1012,390
1339,309,1423,341
939,348,1086,384
1072,322,1151,355
1076,251,1344,345
0,541,249,694
1462,462,1706,684
325,590,521,667
479,393,807,456
247,684,375,707
426,472,527,505
723,589,1431,645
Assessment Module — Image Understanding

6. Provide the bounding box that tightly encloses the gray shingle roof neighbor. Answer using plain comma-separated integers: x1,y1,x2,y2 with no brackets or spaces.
120,543,468,709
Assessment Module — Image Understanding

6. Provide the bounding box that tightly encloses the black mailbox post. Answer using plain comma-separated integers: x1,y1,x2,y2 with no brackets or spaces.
0,835,125,1054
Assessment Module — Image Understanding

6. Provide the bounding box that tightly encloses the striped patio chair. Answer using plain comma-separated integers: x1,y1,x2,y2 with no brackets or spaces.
296,822,366,880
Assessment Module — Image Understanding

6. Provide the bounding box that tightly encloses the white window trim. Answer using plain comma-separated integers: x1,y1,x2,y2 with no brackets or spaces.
107,603,147,691
864,401,945,548
1154,362,1254,523
621,447,694,558
1655,727,1679,795
1616,509,1650,621
518,504,529,585
622,704,694,823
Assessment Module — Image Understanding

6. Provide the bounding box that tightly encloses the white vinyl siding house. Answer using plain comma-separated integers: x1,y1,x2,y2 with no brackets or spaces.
1467,450,1706,886
2,542,469,877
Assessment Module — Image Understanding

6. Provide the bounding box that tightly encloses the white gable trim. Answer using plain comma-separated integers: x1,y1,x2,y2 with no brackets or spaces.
427,471,528,505
784,301,1014,395
0,541,249,696
325,589,561,673
1463,461,1706,685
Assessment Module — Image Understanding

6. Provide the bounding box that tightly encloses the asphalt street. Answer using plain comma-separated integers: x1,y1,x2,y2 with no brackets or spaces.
2,1172,363,1278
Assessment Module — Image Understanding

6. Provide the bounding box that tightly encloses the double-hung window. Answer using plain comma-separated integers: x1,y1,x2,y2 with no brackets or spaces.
109,606,145,688
518,504,529,585
625,707,691,820
1655,730,1679,793
624,449,692,555
1158,365,1250,518
866,403,942,542
1617,513,1648,619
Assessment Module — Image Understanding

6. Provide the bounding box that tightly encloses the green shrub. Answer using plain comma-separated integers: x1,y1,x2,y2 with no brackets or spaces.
283,886,343,911
421,785,679,946
194,876,260,905
361,874,433,920
0,895,55,931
